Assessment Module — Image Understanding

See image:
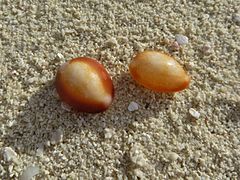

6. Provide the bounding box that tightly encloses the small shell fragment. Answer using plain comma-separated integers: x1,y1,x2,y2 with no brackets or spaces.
175,34,189,45
167,152,179,162
2,147,18,162
20,166,40,180
56,53,64,60
189,108,200,119
128,101,139,112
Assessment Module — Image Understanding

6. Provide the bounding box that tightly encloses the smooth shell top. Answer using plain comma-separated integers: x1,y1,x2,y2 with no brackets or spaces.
129,51,190,92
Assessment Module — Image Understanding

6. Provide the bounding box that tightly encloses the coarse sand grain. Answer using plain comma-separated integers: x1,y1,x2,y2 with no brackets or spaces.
1,0,240,179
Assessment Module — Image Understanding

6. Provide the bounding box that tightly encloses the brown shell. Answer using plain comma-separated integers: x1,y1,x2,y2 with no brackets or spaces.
55,57,114,113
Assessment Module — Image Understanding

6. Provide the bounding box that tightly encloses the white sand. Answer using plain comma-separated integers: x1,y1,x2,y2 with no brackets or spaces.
1,0,240,179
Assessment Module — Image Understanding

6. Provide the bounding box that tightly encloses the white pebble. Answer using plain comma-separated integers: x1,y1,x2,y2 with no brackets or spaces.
189,108,200,119
104,128,113,139
2,147,18,162
175,34,189,45
167,152,179,162
56,53,64,60
8,120,16,127
50,128,63,145
8,165,13,174
128,101,139,112
20,166,39,180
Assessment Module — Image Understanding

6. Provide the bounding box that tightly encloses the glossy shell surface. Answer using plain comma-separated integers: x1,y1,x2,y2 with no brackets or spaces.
129,51,190,92
55,57,114,113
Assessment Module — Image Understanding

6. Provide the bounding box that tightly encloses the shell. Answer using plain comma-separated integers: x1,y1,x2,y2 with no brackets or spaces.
55,57,114,113
129,50,190,92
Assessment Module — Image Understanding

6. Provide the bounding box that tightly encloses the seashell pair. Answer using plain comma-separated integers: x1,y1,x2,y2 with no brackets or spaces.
55,50,190,113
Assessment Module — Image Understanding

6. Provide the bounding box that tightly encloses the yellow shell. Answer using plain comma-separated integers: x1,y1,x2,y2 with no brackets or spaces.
129,50,190,92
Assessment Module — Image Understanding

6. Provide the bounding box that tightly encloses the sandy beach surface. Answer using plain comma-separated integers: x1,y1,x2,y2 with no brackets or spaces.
1,0,240,179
